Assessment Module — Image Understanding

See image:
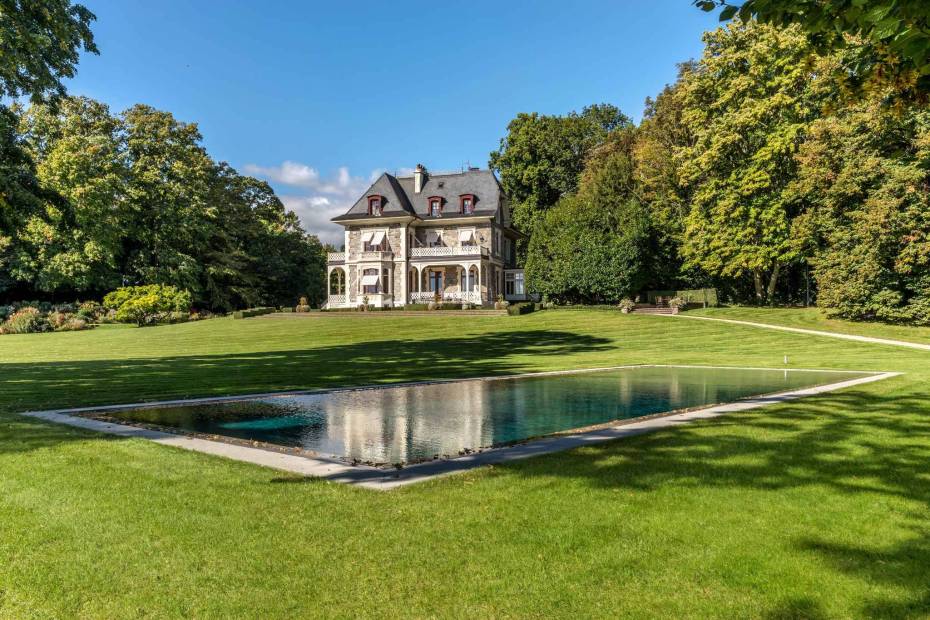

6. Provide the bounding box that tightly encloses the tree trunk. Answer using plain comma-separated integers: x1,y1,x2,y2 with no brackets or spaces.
766,262,781,304
753,270,765,304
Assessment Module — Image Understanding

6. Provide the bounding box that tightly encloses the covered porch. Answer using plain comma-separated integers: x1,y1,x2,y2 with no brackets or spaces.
407,262,485,306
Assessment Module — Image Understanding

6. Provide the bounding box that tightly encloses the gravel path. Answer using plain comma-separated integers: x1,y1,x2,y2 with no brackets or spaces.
677,315,930,352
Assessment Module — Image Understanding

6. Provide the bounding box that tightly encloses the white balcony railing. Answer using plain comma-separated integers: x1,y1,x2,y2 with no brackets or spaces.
409,245,487,258
327,252,346,263
358,250,393,261
327,295,347,307
409,291,482,304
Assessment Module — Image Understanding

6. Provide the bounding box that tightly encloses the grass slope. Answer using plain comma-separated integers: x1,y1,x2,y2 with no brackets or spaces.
1,309,928,618
690,306,930,345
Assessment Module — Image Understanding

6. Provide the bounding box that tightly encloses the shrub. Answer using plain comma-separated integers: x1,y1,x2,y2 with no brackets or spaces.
295,296,311,312
0,307,49,334
507,302,536,316
233,307,276,319
103,285,192,327
668,296,685,310
76,301,104,321
47,311,70,330
56,316,88,332
618,298,636,313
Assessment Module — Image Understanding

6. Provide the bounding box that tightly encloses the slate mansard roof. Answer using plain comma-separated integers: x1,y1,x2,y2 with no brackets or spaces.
331,168,508,223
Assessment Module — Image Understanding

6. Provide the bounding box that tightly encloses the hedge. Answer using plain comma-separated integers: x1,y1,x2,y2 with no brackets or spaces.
507,302,538,316
232,307,276,319
645,288,718,307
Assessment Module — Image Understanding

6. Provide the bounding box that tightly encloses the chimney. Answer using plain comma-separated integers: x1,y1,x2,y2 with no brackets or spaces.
413,163,427,194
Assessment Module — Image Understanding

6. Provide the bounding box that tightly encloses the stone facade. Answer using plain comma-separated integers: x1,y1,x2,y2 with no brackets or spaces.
326,167,524,308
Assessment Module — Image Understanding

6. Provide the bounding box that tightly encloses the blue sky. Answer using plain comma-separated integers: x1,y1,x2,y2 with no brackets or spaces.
66,1,719,244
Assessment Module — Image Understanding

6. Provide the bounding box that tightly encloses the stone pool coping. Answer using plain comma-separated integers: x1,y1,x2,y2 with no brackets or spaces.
18,366,900,490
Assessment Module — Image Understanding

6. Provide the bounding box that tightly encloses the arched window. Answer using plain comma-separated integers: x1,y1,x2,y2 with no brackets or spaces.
368,195,383,216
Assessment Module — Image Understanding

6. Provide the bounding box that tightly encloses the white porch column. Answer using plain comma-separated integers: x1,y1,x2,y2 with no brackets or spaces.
477,262,482,304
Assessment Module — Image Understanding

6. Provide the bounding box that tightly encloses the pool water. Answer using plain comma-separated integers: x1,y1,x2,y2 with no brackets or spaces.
101,366,863,465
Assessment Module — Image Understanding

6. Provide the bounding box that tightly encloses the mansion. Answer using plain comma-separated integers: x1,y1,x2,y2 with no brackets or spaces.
325,164,526,308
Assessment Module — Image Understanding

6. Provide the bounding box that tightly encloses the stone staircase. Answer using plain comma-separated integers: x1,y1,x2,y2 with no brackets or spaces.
631,304,677,315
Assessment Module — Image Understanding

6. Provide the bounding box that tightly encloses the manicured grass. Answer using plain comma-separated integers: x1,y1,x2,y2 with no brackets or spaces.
690,305,930,344
1,310,929,617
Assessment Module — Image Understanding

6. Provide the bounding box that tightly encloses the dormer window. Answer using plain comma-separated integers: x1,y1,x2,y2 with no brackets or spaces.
368,195,383,216
427,196,442,217
460,194,475,214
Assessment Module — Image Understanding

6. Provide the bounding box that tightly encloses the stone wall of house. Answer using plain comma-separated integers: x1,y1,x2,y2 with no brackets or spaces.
409,223,493,251
386,224,402,252
345,228,359,262
347,264,357,303
474,224,492,253
393,266,404,304
442,266,460,292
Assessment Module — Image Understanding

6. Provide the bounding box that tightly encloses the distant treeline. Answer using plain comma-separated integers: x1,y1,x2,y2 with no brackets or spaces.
491,20,930,325
0,98,326,311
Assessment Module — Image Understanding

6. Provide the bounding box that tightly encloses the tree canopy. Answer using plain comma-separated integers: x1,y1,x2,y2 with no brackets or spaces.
697,0,930,99
489,104,631,247
525,129,651,304
677,21,829,302
0,0,98,102
3,97,327,310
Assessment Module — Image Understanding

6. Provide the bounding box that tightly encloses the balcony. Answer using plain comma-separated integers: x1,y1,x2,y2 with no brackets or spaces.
358,250,394,262
409,291,482,304
327,252,345,264
409,245,488,259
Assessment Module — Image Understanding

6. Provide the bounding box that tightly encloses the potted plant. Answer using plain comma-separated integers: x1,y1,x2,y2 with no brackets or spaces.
618,298,636,314
668,296,685,314
360,295,369,311
295,296,311,313
494,294,510,310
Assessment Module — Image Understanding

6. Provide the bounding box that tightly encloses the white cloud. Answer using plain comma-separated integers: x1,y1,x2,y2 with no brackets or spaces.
243,161,321,188
281,195,347,246
244,161,381,246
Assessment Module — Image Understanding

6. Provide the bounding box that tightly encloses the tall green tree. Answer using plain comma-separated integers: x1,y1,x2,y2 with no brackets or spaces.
489,104,631,245
17,97,126,294
634,64,699,288
207,164,327,310
120,104,215,296
525,128,650,303
677,21,830,303
0,0,98,102
791,99,930,324
696,0,930,99
0,105,49,294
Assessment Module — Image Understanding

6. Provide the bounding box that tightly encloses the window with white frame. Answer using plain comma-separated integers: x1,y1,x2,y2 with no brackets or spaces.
363,230,387,252
361,268,380,294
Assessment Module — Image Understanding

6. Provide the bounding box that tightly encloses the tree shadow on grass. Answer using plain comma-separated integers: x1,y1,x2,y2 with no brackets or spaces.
0,328,612,455
4,330,927,615
506,386,930,617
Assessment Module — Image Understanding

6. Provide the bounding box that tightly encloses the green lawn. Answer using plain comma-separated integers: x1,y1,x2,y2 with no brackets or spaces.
1,309,928,618
690,305,930,345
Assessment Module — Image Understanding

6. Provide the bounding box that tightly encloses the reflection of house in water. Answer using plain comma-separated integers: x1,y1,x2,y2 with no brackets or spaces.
311,380,496,463
257,366,827,465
